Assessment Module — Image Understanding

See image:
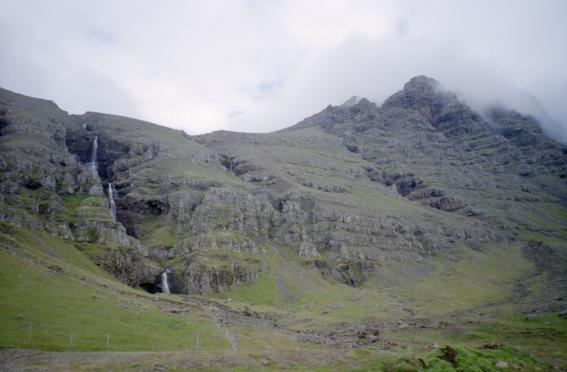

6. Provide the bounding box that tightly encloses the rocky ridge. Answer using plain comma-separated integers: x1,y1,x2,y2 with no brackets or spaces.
1,76,566,301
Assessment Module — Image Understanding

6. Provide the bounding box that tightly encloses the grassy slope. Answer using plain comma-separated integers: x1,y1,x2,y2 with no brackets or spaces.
0,224,355,371
0,225,231,352
208,238,567,368
216,244,533,321
1,93,566,369
0,223,334,356
2,219,564,369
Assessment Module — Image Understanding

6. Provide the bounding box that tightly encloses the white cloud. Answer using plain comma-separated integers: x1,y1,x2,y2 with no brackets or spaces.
0,0,566,141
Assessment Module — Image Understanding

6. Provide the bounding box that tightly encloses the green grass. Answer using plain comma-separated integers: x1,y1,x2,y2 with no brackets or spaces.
354,344,550,371
378,245,533,314
0,225,337,362
58,194,113,223
0,212,560,368
1,223,549,364
140,216,177,248
61,194,87,210
0,226,228,352
219,243,536,327
0,230,556,371
518,230,567,247
380,313,567,370
221,270,279,307
463,315,567,368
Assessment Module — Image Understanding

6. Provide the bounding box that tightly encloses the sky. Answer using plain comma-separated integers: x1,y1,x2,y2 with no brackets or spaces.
1,0,567,141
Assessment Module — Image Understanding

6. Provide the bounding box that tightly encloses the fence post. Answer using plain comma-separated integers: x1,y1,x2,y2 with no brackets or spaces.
27,323,33,343
231,335,237,352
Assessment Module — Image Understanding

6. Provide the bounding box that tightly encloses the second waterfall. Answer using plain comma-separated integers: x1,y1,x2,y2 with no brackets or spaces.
90,135,117,220
89,136,98,174
107,183,117,220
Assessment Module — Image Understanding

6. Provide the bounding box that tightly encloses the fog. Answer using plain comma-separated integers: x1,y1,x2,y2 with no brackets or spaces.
1,0,566,141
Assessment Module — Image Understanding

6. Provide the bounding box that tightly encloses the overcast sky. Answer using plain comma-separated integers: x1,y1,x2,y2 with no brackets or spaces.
1,1,566,141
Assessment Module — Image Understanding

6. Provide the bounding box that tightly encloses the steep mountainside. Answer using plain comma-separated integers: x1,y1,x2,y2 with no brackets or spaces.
1,77,566,370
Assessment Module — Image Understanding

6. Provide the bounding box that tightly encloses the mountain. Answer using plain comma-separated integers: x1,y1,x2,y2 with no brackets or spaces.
1,76,566,370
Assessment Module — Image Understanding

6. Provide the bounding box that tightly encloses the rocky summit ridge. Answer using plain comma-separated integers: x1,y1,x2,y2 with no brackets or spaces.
1,76,566,369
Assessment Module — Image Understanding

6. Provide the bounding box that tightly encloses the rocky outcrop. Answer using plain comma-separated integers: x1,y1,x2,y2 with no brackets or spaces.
0,88,156,287
181,251,262,295
308,258,375,287
429,196,467,212
189,189,274,237
1,76,564,296
366,168,424,196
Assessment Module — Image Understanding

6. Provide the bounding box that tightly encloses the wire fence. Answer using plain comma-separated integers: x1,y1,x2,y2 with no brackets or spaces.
16,322,236,352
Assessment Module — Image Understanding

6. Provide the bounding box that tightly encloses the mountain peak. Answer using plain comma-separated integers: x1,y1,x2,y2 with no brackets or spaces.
382,75,456,113
402,75,443,93
341,96,362,107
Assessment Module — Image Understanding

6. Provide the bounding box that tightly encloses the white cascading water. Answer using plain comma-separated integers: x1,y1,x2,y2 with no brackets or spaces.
87,136,118,221
88,136,98,174
107,183,117,220
161,271,170,294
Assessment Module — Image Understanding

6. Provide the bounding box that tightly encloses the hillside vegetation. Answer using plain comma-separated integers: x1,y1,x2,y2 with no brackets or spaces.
0,77,566,370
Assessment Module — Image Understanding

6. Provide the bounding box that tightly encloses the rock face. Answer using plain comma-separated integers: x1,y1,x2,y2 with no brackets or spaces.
183,252,262,295
0,89,153,286
1,76,566,296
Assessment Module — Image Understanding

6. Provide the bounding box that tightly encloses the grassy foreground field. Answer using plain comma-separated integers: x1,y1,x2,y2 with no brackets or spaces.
1,221,566,370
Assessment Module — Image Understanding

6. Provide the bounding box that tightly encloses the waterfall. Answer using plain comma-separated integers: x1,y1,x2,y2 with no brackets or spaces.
107,183,117,220
161,271,170,294
81,122,87,130
90,136,98,163
88,136,98,174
